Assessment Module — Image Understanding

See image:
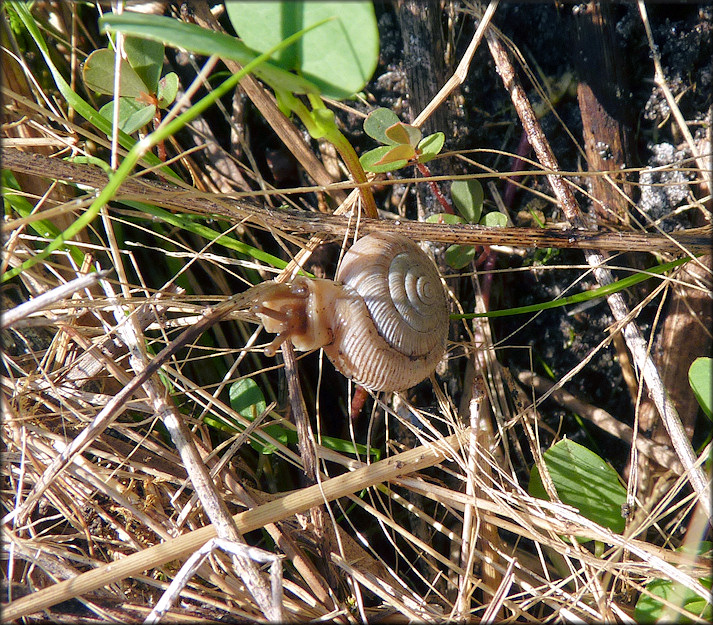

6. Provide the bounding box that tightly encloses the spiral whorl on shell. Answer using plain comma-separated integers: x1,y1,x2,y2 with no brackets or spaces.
255,232,449,392
324,232,449,391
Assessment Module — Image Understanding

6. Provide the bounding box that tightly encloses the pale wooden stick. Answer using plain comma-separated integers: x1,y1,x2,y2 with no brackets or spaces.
485,20,711,517
144,538,283,625
4,428,470,620
1,269,108,329
412,0,499,128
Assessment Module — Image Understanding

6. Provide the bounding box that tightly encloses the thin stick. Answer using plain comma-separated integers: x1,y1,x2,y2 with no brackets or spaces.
412,0,499,128
4,149,711,254
1,269,109,330
454,377,485,618
109,1,123,171
144,538,283,625
3,428,470,620
282,342,317,481
485,22,711,516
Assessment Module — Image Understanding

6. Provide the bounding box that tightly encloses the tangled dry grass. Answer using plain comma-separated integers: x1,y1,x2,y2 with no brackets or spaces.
2,1,711,622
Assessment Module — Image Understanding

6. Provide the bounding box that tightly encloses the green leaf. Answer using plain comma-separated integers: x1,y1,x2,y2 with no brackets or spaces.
635,576,712,623
156,72,178,108
1,170,85,266
227,379,284,454
425,213,466,225
446,244,476,269
100,12,320,96
481,211,508,228
452,256,691,321
451,179,484,223
252,424,290,455
99,98,155,135
635,542,712,623
229,378,267,421
124,35,164,93
363,108,402,144
417,132,445,163
225,1,379,100
83,48,147,97
689,357,713,420
529,439,627,534
384,122,421,147
213,377,380,458
360,146,408,173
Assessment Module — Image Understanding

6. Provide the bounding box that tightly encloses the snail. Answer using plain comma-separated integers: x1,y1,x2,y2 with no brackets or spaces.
253,232,449,392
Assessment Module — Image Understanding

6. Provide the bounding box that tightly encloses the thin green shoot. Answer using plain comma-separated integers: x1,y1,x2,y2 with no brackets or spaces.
452,256,691,320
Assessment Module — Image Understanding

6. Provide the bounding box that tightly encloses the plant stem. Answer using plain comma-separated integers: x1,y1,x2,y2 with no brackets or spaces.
325,127,379,218
2,26,295,283
286,92,378,218
416,161,454,213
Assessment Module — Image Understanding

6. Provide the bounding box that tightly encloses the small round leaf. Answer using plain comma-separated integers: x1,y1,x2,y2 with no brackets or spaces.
98,98,155,134
364,108,402,144
689,357,712,420
417,132,445,162
425,213,465,225
83,48,147,98
384,122,421,147
446,244,476,269
156,72,178,108
481,211,508,228
360,146,409,173
124,35,164,93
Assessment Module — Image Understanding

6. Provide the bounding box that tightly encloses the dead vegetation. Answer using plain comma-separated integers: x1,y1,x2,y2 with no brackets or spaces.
2,1,711,622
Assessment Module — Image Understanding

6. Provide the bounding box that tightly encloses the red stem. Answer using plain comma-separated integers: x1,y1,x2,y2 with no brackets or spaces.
416,161,454,214
504,131,531,208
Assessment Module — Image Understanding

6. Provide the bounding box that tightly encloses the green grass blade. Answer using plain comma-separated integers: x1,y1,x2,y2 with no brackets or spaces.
452,256,691,320
2,170,85,267
120,200,291,272
8,2,168,172
99,12,321,96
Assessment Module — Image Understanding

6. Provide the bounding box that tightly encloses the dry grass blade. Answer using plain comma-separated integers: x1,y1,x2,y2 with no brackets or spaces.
3,429,470,620
1,269,109,330
3,2,710,622
145,538,284,625
4,148,711,254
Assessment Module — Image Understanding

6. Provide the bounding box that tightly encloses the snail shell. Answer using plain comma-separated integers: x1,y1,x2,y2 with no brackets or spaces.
256,232,449,392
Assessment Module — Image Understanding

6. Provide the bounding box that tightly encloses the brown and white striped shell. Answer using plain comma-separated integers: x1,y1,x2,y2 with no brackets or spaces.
256,232,449,392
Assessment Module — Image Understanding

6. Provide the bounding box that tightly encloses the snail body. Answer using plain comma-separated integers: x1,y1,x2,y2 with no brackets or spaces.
255,232,449,392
